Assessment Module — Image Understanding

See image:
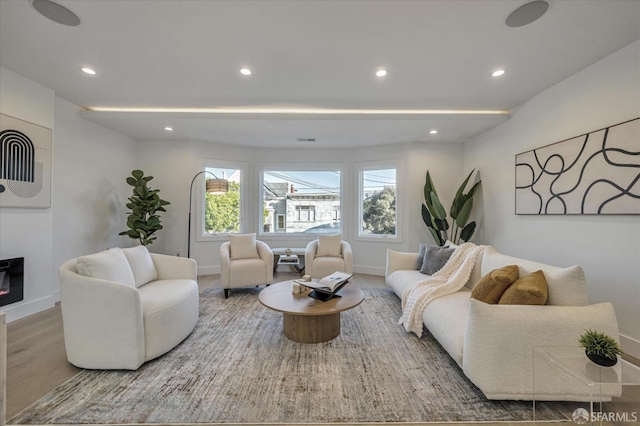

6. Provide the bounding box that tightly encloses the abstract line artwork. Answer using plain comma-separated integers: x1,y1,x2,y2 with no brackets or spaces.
515,117,639,215
0,114,52,208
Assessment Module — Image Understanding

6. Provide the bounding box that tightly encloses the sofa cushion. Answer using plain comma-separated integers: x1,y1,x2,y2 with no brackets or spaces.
386,270,428,299
423,289,472,367
76,248,135,287
229,258,268,286
419,245,455,275
471,265,519,304
316,234,342,257
481,246,588,306
499,270,548,305
138,279,199,361
416,243,428,270
229,233,259,260
122,245,158,287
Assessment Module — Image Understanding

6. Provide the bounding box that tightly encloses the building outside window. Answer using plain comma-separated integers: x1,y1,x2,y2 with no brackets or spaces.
262,170,341,234
295,205,315,222
359,166,397,237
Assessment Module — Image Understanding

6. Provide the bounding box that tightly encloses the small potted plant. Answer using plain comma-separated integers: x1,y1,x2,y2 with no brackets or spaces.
579,329,622,367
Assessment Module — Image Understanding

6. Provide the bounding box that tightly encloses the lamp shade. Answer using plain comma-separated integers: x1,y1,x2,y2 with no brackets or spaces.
206,178,229,195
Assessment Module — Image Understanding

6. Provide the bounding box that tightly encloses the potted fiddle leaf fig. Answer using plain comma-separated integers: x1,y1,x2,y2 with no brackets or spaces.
421,169,481,246
119,170,170,246
579,329,622,367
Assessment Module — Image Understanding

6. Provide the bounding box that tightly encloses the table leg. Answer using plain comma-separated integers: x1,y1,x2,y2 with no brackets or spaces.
283,313,340,343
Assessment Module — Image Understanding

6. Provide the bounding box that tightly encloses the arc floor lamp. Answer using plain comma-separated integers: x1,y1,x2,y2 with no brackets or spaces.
187,171,228,258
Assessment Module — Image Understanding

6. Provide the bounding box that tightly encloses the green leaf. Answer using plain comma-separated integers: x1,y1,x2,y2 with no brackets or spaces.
421,204,434,228
430,192,446,219
466,180,481,199
434,218,449,231
460,222,476,242
425,171,437,197
428,227,444,246
132,170,144,180
126,177,137,186
456,197,473,228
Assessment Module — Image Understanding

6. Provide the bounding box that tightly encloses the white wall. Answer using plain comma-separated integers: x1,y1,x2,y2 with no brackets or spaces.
137,138,463,276
0,67,137,321
462,40,640,357
0,67,56,321
51,97,137,296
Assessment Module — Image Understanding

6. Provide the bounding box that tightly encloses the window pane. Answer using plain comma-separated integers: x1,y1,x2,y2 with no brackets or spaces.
262,170,341,234
204,167,241,234
361,168,396,236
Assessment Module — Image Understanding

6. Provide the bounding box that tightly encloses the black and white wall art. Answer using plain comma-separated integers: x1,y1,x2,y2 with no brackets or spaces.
515,117,639,215
0,114,52,208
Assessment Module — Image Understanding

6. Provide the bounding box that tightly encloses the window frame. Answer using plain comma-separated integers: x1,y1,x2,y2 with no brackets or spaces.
196,159,249,242
258,164,345,237
356,160,401,242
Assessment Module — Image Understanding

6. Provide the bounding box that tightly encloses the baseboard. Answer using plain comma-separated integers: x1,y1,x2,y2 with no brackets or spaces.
620,333,640,360
198,265,220,276
0,295,56,323
199,265,386,277
353,265,385,276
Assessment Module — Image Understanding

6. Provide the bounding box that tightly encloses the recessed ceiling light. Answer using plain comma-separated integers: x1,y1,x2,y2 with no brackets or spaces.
164,126,173,131
506,1,549,28
430,130,438,135
491,69,506,77
81,67,96,75
240,68,252,76
376,69,388,77
32,0,81,27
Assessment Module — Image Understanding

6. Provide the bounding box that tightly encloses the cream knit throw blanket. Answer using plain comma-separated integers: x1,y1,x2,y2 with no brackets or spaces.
399,242,485,337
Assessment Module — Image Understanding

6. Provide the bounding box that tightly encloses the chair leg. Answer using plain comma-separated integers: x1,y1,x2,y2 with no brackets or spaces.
224,289,230,298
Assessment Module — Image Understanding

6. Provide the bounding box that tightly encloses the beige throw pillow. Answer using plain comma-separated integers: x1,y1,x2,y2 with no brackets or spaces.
316,234,342,257
499,270,548,305
471,265,519,304
229,233,259,260
76,248,136,287
122,245,158,287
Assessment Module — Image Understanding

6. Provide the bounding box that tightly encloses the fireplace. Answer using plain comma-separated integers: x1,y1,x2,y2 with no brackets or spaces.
0,257,24,307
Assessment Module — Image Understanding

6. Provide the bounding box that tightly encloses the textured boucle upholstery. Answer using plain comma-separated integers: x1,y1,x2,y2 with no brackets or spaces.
385,246,620,401
59,251,199,370
305,239,353,278
220,240,273,293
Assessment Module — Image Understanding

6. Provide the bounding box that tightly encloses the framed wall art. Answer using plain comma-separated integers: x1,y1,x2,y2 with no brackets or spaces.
515,117,639,215
0,113,52,208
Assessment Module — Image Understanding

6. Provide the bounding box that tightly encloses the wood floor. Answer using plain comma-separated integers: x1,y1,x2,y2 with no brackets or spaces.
4,271,637,426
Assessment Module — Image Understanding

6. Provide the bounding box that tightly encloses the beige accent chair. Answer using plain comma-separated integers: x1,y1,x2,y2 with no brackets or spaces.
305,234,353,279
220,233,273,298
59,246,199,370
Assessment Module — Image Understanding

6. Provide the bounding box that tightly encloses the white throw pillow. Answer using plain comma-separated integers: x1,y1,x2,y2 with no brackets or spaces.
481,246,588,306
76,248,136,287
316,234,342,257
122,245,158,287
229,233,259,260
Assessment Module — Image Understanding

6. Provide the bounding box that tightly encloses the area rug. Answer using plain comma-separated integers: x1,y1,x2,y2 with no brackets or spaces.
10,288,569,424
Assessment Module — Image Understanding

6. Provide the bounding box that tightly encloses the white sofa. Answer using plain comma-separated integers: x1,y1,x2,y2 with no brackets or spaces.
59,246,199,370
386,245,621,401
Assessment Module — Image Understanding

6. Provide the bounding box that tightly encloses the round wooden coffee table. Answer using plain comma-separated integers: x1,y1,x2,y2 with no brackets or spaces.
258,280,364,343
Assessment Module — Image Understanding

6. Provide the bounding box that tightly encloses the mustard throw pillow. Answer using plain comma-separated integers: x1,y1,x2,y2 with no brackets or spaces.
470,265,519,304
498,270,548,305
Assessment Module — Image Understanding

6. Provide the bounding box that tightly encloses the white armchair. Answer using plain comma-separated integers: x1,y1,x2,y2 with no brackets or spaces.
58,246,199,370
305,235,353,279
220,234,273,298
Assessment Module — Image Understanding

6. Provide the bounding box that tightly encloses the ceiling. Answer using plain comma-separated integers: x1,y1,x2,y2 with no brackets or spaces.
1,0,639,148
